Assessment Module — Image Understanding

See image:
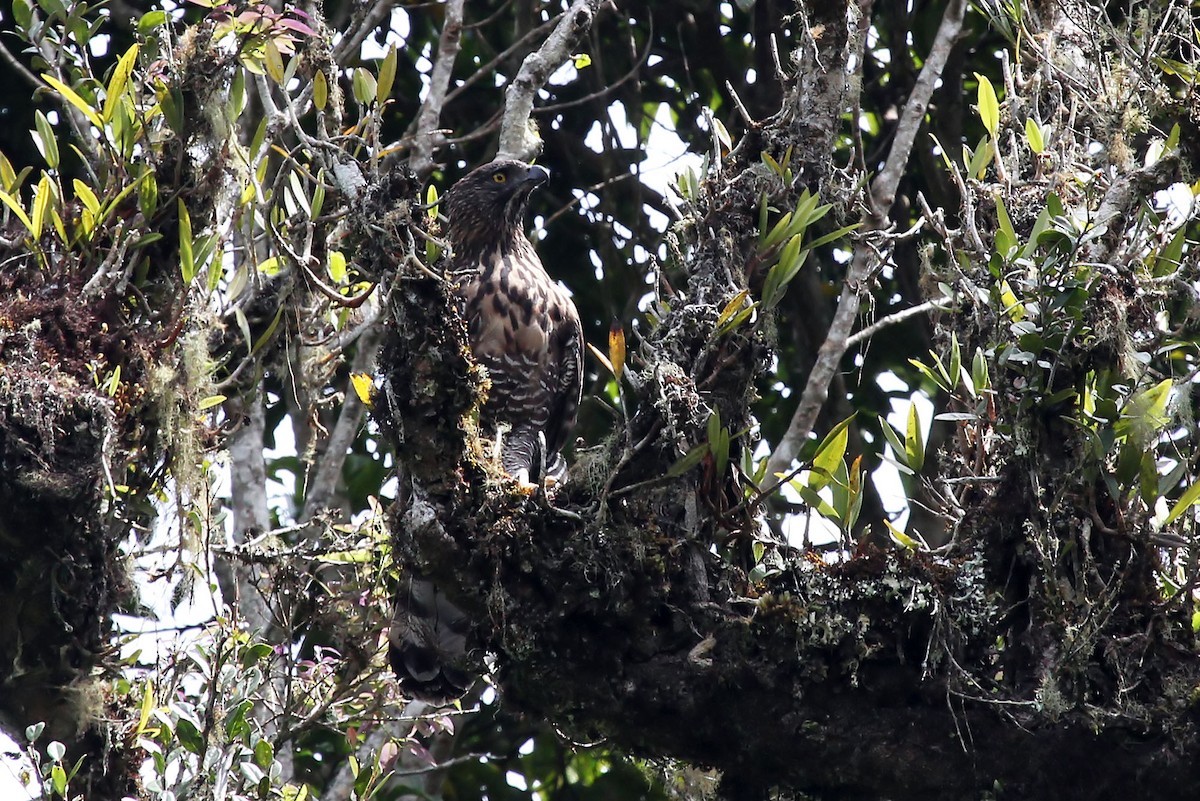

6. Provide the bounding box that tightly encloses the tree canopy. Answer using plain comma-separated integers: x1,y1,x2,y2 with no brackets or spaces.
1,0,1199,799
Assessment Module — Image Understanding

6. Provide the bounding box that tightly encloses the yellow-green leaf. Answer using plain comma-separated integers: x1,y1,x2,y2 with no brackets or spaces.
1165,480,1200,527
572,53,592,69
313,70,328,111
264,40,285,84
328,250,347,283
975,72,999,137
31,174,51,239
103,44,139,124
998,280,1024,321
199,394,227,410
885,519,921,551
716,290,750,332
0,151,16,192
73,179,99,214
178,198,195,283
905,403,925,473
135,681,154,736
809,414,854,490
1024,117,1044,154
377,44,397,105
426,184,439,219
0,189,34,233
41,73,103,129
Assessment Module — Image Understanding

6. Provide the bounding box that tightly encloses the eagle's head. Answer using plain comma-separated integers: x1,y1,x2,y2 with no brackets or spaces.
442,160,549,256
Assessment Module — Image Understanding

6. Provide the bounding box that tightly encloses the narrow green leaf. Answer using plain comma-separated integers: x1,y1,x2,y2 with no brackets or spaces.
805,222,862,251
905,403,925,473
0,151,16,192
885,519,921,551
73,179,99,215
975,72,999,137
33,110,59,169
761,211,793,250
1165,481,1200,527
40,73,103,129
948,333,962,395
264,40,285,84
809,414,854,490
313,70,328,111
310,173,326,219
178,198,195,283
994,193,1016,257
967,136,992,180
878,416,909,469
31,174,50,239
667,441,710,477
103,44,139,124
1024,117,1044,154
0,189,35,234
377,44,397,105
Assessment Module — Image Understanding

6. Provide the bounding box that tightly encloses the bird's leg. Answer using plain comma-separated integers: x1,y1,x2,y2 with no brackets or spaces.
534,431,581,520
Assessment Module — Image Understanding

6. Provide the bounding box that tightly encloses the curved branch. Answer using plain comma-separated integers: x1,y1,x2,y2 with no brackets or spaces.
495,0,610,161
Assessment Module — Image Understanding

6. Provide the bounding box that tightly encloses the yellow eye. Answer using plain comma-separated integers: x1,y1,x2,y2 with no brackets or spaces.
492,173,507,184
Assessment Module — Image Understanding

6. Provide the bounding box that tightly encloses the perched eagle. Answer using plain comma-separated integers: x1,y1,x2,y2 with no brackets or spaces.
445,159,583,484
390,159,583,700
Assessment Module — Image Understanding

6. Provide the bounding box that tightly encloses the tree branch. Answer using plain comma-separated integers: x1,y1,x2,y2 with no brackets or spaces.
496,0,608,161
764,0,966,481
410,0,466,178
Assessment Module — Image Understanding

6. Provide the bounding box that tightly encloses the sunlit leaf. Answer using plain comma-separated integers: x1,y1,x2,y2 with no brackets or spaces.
103,44,139,124
975,72,999,137
1024,117,1044,154
1165,480,1200,527
41,73,103,129
0,189,34,234
609,321,626,383
178,198,195,283
313,70,328,111
885,519,921,551
351,373,374,407
377,44,397,105
33,110,59,169
905,403,925,473
810,414,854,490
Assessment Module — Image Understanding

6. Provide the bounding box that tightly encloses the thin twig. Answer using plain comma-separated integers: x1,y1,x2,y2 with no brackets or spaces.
845,298,950,349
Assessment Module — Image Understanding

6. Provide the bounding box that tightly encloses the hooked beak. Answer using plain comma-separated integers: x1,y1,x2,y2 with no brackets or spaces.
522,164,550,187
